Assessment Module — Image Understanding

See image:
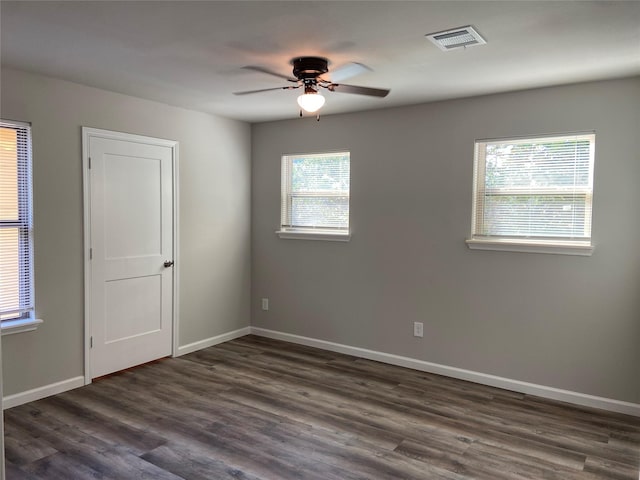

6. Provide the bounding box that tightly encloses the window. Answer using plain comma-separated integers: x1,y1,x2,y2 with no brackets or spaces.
467,132,595,255
278,151,350,241
0,120,40,333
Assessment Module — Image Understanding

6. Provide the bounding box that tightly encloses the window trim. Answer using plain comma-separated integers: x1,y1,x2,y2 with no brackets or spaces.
467,132,595,256
276,229,351,242
1,317,43,336
278,151,351,241
465,237,594,256
0,119,41,333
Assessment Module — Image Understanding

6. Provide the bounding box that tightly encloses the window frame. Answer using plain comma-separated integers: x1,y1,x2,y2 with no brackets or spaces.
466,132,595,256
0,119,41,334
277,151,351,242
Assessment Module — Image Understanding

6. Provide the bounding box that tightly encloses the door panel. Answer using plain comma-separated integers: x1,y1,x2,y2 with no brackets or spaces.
104,154,162,258
104,275,162,343
88,134,173,379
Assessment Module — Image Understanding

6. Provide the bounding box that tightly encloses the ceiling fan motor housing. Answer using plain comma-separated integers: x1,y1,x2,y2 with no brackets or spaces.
292,57,329,80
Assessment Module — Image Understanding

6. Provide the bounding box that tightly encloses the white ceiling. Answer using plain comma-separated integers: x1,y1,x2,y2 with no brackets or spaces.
2,1,639,123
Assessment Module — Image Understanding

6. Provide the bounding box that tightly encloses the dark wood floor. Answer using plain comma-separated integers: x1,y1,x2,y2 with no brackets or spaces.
4,335,640,479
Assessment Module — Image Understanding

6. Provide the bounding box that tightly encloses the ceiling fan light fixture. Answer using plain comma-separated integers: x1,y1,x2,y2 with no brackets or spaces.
297,90,325,113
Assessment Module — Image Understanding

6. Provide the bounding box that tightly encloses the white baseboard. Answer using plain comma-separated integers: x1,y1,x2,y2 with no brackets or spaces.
250,327,640,418
2,327,251,410
5,327,638,418
3,376,85,410
176,326,251,356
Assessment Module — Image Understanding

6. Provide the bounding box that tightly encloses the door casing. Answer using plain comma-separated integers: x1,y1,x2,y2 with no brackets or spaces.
82,127,179,384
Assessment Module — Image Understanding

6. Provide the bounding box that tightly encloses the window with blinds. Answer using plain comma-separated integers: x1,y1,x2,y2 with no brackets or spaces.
469,133,595,254
280,151,350,238
0,120,34,323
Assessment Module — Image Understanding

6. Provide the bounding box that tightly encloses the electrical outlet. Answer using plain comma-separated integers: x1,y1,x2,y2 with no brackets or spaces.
261,298,269,311
413,322,423,338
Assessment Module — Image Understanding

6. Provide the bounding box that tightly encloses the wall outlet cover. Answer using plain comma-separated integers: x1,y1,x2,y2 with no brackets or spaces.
414,322,424,337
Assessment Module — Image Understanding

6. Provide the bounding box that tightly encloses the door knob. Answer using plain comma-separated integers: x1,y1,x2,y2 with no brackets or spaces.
163,260,174,268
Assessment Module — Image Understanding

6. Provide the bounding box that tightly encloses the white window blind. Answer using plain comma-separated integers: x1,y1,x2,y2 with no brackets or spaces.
280,152,350,233
471,133,595,247
0,120,34,322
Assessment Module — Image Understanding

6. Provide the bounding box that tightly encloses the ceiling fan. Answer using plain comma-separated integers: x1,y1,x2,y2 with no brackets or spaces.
234,56,390,117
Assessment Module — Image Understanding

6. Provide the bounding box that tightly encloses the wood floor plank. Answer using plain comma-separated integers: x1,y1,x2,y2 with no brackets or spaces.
3,419,58,466
5,405,183,480
213,360,589,472
22,447,186,480
458,442,601,480
32,395,167,455
583,454,640,480
5,334,639,480
141,443,264,480
4,463,39,480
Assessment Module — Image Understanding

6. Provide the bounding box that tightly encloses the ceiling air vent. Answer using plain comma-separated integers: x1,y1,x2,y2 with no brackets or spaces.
426,26,486,51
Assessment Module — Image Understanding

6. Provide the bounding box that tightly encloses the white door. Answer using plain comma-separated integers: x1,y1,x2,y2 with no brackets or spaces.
85,129,175,379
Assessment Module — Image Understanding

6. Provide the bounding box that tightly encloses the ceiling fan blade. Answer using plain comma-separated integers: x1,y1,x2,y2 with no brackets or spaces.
329,62,372,82
242,65,298,83
233,86,297,96
329,83,390,98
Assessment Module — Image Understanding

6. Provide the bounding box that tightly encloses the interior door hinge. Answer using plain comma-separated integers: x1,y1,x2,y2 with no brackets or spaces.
90,336,93,348
88,157,92,169
89,248,93,260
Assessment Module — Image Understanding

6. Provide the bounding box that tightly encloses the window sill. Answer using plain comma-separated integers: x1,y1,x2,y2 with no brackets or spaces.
465,238,594,256
276,230,351,242
1,317,44,336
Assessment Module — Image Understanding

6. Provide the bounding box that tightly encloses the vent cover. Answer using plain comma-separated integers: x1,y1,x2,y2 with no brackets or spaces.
426,25,486,51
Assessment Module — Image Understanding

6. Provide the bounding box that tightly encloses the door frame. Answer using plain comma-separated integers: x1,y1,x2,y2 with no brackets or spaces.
82,127,179,385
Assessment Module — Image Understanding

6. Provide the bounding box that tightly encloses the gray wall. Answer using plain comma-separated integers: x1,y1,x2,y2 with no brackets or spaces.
1,68,251,396
251,77,640,404
2,68,638,406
